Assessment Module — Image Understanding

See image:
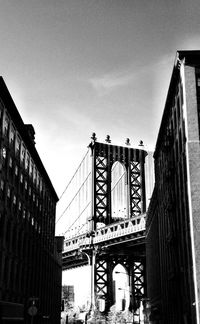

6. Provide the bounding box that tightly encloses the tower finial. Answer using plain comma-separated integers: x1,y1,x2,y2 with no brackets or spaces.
105,135,111,143
91,132,97,142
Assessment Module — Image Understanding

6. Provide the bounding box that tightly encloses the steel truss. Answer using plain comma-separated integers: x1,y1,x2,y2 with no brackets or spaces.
94,156,109,225
94,254,146,313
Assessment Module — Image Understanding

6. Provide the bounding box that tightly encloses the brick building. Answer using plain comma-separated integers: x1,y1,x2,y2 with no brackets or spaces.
146,51,200,323
0,77,63,323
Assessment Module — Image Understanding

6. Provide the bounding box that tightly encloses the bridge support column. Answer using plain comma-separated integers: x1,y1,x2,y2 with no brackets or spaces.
94,256,114,313
90,249,96,313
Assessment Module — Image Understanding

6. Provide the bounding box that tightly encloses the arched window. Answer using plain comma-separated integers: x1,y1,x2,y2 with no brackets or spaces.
111,162,128,221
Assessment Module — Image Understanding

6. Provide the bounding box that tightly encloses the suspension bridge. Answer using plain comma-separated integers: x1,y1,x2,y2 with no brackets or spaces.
56,133,154,317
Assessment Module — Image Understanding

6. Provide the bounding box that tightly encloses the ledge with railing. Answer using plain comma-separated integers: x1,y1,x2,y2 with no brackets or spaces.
63,214,146,253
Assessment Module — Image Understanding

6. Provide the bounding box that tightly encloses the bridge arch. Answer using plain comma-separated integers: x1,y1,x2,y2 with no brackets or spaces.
111,161,128,221
113,263,130,311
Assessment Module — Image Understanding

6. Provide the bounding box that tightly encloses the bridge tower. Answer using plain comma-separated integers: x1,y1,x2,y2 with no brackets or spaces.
87,133,148,313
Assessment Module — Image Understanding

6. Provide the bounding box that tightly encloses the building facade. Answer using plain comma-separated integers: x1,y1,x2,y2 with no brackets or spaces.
62,285,74,310
146,51,200,324
0,77,62,323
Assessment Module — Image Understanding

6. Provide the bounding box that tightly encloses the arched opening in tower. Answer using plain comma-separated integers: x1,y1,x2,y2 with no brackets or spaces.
111,161,128,221
112,264,130,311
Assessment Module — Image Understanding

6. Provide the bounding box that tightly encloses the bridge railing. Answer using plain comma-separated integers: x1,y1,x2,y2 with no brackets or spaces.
94,214,146,243
63,214,146,253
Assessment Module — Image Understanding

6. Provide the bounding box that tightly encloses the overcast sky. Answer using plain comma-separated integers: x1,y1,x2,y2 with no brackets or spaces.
1,0,200,224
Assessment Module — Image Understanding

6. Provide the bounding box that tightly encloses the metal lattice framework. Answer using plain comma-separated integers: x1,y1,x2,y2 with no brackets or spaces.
95,156,108,224
133,261,145,305
96,259,108,299
130,162,142,216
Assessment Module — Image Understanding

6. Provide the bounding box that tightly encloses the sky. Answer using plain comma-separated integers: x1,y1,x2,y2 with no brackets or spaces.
1,0,200,307
1,0,200,224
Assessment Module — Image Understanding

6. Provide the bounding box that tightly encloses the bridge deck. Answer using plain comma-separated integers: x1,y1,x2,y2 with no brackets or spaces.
62,214,146,269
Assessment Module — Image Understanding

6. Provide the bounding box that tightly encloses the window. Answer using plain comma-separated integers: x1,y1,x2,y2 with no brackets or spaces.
9,157,13,168
20,144,26,164
2,147,6,159
20,174,23,183
10,125,15,146
0,180,4,191
33,166,36,183
0,180,4,201
15,165,19,176
3,115,9,137
13,195,16,204
7,188,11,198
29,160,33,178
36,172,40,188
15,135,21,157
40,178,43,192
25,152,30,171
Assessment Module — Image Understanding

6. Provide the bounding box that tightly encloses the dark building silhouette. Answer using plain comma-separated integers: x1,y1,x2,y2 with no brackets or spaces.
146,51,200,323
0,77,63,323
